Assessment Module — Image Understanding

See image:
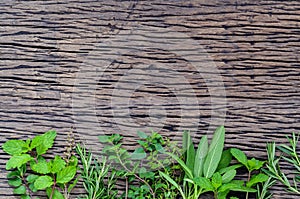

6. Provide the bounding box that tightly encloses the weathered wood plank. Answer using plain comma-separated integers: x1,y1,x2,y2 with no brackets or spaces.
1,0,300,198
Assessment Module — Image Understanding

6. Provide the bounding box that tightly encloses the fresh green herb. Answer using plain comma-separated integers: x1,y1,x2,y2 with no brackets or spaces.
2,130,79,199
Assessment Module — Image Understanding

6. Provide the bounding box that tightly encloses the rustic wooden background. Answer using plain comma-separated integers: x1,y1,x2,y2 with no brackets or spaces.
1,0,300,198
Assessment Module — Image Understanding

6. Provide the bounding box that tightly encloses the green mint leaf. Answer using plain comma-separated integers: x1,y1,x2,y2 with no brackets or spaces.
7,171,20,178
230,148,248,167
246,173,269,187
222,169,236,184
34,176,53,190
8,178,22,187
193,177,214,191
56,166,77,184
35,130,57,155
31,156,50,174
46,188,65,199
51,155,66,173
131,147,146,160
203,126,225,178
13,185,26,195
68,176,79,193
29,183,37,192
26,174,39,183
6,154,32,170
137,131,148,139
212,172,222,189
2,140,27,155
98,135,110,143
247,158,265,171
218,164,243,174
21,195,31,199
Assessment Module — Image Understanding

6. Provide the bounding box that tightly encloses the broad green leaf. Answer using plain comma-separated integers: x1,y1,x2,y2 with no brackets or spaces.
7,171,20,178
193,177,214,191
165,152,193,179
218,164,243,175
30,136,42,150
35,130,57,155
26,174,39,183
68,155,78,167
6,154,32,170
230,148,248,167
8,178,22,187
51,155,66,173
247,158,265,172
218,190,230,199
2,140,27,155
159,171,186,199
194,135,208,177
137,131,148,139
56,166,77,184
98,135,110,143
221,169,236,184
183,130,195,172
31,156,50,174
46,187,64,199
13,185,26,194
131,147,146,160
29,183,37,192
212,172,222,189
246,173,268,187
203,126,225,178
217,149,232,171
21,195,31,199
34,176,53,190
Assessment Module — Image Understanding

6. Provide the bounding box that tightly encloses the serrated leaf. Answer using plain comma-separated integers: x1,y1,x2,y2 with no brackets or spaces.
230,148,248,168
2,140,27,155
203,126,225,178
131,147,146,160
56,166,77,184
217,149,232,171
193,177,214,191
51,156,66,173
6,154,32,170
194,135,208,177
222,169,236,184
34,176,53,190
68,155,78,167
137,131,148,139
31,156,50,174
26,174,39,183
212,172,222,189
35,130,57,155
247,158,265,172
8,178,22,187
219,164,243,174
246,173,268,187
13,185,26,194
46,187,64,199
7,171,20,178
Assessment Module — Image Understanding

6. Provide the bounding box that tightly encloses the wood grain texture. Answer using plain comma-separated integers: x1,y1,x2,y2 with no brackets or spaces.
1,0,300,198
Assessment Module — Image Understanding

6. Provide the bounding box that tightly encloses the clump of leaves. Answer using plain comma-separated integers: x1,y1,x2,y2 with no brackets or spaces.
159,126,267,199
264,132,300,195
2,130,78,199
98,131,181,199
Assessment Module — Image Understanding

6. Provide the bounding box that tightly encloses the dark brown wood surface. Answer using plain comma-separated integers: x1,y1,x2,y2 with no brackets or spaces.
1,0,300,198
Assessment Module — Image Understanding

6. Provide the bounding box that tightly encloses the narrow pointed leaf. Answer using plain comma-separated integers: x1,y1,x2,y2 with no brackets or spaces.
194,135,208,177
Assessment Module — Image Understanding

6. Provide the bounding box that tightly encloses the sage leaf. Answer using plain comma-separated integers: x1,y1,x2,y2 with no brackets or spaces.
230,148,248,167
6,154,32,170
194,135,208,177
183,130,195,172
56,166,77,184
203,126,225,178
222,169,236,184
2,140,27,155
34,176,53,190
